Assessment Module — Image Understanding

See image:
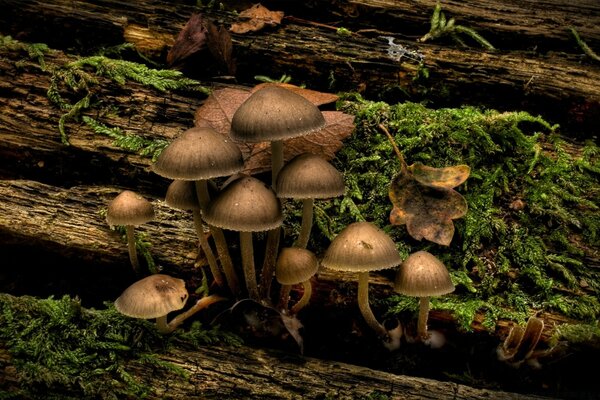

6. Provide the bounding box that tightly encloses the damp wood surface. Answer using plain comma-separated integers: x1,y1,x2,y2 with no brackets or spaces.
0,0,599,135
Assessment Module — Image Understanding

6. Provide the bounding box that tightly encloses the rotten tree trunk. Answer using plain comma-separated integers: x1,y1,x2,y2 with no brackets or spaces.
0,0,598,135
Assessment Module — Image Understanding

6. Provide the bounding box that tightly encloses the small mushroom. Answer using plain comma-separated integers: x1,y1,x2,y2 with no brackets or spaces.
106,190,155,275
115,274,224,334
321,221,402,342
497,316,547,368
393,250,455,343
275,247,319,314
203,176,283,301
165,180,224,287
152,126,244,295
276,153,345,249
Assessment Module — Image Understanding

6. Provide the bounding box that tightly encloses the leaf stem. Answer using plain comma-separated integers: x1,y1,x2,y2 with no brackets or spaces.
378,124,408,175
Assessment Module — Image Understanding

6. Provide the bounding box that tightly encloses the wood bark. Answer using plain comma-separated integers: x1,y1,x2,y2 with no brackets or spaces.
0,0,598,135
0,342,552,399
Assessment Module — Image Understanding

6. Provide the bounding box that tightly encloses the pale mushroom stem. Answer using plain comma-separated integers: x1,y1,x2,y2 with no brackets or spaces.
290,280,312,315
277,284,292,311
155,295,226,334
357,271,389,339
240,231,260,301
155,315,170,334
259,228,280,300
296,198,314,248
191,209,224,288
417,296,431,341
271,140,284,187
125,225,140,274
195,180,240,296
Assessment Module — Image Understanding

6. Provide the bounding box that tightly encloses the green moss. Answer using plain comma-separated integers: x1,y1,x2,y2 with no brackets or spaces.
0,294,241,399
319,94,599,331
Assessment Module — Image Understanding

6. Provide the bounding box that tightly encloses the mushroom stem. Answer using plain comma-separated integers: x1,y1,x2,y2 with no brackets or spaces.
271,140,284,187
417,296,431,341
166,294,227,333
290,280,312,315
155,315,170,334
125,225,140,274
259,227,280,300
277,284,292,312
240,231,260,301
195,180,241,296
296,198,314,248
191,209,224,288
357,271,388,339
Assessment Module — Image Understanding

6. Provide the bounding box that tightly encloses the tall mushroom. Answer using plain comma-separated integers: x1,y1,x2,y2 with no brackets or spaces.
115,274,224,334
165,180,224,287
230,85,326,300
276,153,345,249
321,221,402,341
393,250,455,342
152,126,243,295
106,190,155,275
203,176,283,301
275,247,319,314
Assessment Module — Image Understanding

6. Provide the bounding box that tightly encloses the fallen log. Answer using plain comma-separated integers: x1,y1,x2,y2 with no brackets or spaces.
0,0,598,135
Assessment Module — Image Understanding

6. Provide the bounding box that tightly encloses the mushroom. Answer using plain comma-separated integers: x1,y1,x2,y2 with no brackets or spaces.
106,190,155,275
276,153,345,249
275,247,319,314
152,126,244,295
393,250,455,343
203,176,283,301
115,274,224,334
230,85,326,186
497,316,547,368
165,180,224,287
321,221,402,341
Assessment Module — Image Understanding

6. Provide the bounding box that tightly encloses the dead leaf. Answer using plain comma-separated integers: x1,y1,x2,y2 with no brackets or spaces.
410,163,470,189
389,166,468,246
167,13,208,67
194,86,354,175
230,3,284,34
206,20,236,75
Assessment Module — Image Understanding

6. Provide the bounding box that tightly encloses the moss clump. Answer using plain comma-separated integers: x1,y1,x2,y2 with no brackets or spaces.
314,94,599,330
0,294,240,399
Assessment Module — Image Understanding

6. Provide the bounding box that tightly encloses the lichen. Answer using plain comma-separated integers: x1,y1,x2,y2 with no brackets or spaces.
312,93,599,331
0,294,241,399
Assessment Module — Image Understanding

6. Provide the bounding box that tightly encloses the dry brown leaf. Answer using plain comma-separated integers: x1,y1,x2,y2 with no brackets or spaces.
194,86,354,175
167,14,208,67
410,163,470,189
206,20,236,75
389,166,468,246
230,3,284,34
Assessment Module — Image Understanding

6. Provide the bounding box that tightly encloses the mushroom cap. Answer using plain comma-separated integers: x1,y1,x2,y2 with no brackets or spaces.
230,85,326,143
106,190,155,226
152,127,243,180
165,180,199,211
393,251,455,297
203,176,283,232
276,247,319,285
321,221,402,272
114,274,189,319
276,153,345,199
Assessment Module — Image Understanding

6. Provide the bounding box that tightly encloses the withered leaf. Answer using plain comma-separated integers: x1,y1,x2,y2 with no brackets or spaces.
194,86,354,175
206,20,236,75
389,165,468,246
230,3,284,34
410,163,470,189
167,13,208,67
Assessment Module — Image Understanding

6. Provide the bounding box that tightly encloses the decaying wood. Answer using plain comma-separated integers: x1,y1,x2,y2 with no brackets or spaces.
0,0,598,134
0,340,552,399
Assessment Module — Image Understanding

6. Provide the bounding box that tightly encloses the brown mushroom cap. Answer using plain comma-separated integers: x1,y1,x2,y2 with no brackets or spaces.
394,250,455,297
106,190,155,226
165,180,199,211
230,85,326,143
276,153,345,199
203,176,283,232
276,247,319,285
114,274,189,319
152,126,243,180
321,221,402,272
